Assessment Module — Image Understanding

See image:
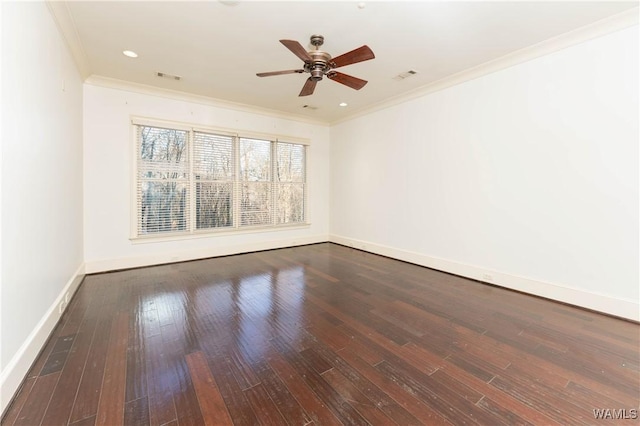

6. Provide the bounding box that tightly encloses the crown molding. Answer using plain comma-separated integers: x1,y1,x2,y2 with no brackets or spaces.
332,7,639,126
85,75,330,127
46,1,91,79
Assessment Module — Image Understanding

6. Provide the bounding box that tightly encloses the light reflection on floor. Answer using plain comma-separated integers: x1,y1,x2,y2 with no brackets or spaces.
138,265,307,368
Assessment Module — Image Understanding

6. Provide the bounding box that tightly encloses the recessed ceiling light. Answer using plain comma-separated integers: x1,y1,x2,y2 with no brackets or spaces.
357,2,366,9
339,102,348,107
122,50,138,58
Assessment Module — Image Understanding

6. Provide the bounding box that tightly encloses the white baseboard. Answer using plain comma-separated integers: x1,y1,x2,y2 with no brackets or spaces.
330,234,639,322
84,234,329,274
0,263,86,416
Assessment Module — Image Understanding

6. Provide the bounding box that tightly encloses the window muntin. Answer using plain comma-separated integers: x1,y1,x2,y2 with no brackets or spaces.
134,123,307,238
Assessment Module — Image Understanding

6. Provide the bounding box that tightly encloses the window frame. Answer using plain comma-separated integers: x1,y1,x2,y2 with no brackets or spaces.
130,117,310,242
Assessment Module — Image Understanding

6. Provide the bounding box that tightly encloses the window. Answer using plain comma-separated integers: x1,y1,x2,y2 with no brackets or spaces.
276,142,305,224
137,126,189,235
194,131,234,230
134,121,307,238
240,138,272,226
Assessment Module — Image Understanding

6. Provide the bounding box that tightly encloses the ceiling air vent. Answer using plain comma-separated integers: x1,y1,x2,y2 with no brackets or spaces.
393,69,418,81
156,72,181,81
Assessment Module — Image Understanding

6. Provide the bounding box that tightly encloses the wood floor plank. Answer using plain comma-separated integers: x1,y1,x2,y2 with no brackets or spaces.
226,345,261,391
490,375,591,425
12,372,60,426
337,348,452,425
125,298,149,403
208,356,259,426
41,286,107,426
159,322,205,426
0,377,36,426
270,336,369,425
145,332,178,426
124,396,150,426
69,414,97,426
95,311,129,426
437,354,563,425
477,396,535,426
321,368,397,425
67,323,111,422
249,360,312,425
265,346,343,426
243,383,288,426
39,336,75,376
26,293,87,380
68,285,117,423
300,337,421,426
376,360,502,425
532,344,639,397
300,348,333,375
305,323,351,352
185,351,233,426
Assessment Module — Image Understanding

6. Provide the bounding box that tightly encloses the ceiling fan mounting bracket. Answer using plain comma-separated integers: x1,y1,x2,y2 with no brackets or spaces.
310,35,324,48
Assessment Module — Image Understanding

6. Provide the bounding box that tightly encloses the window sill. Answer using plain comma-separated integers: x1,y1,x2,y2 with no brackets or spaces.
130,223,312,244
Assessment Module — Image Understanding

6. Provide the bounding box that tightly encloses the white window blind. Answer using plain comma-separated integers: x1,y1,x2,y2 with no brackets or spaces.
134,122,307,239
137,126,189,236
240,138,272,227
275,142,306,224
194,131,234,229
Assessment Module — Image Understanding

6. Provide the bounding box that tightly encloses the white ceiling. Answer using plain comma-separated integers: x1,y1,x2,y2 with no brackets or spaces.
60,1,637,123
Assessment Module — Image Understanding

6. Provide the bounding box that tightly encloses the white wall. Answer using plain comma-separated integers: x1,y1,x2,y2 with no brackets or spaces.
331,26,639,320
1,1,84,412
83,84,331,272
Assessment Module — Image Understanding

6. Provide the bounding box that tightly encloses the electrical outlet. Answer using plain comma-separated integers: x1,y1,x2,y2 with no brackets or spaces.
482,273,494,282
59,301,67,314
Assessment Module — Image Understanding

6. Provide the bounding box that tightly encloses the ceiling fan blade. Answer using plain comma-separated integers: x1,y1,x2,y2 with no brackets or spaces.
327,71,368,90
330,45,375,68
256,69,305,77
299,78,317,96
280,40,312,62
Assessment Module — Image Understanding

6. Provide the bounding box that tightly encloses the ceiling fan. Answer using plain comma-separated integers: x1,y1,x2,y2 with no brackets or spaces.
257,35,375,97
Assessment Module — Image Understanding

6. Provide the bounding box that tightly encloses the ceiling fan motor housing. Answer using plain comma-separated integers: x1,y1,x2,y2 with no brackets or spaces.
306,50,332,81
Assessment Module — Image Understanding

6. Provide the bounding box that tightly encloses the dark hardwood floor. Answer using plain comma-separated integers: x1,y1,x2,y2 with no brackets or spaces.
3,243,639,425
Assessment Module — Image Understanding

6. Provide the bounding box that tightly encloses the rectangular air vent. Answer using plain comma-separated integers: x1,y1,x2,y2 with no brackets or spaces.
156,72,181,81
393,69,418,81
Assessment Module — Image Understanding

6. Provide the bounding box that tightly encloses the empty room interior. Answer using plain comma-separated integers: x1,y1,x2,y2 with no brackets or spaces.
1,1,639,425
